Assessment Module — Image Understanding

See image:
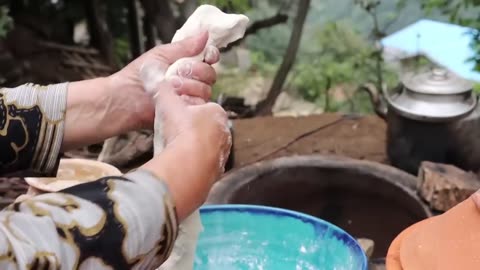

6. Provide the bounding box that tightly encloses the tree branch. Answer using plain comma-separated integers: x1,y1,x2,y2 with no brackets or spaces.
127,0,145,58
221,13,289,52
140,0,179,43
255,0,311,115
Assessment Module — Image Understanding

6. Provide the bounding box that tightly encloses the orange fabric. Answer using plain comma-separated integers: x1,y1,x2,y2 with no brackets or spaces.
386,219,428,270
387,195,480,270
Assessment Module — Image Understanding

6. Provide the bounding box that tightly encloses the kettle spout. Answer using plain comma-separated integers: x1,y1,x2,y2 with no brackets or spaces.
359,83,387,120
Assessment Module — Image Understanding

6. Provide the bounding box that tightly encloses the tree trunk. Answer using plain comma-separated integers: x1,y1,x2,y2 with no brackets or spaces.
85,0,116,67
9,0,25,16
255,0,311,116
127,0,145,58
140,0,179,43
143,18,157,50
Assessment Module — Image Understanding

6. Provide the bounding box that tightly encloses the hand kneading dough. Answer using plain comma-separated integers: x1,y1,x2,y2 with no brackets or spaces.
143,5,249,99
156,5,249,270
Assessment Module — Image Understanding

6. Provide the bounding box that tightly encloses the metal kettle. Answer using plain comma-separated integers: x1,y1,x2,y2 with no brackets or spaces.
384,68,477,122
365,68,480,175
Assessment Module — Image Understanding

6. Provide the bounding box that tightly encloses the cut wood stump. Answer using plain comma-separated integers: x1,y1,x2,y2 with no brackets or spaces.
418,161,480,212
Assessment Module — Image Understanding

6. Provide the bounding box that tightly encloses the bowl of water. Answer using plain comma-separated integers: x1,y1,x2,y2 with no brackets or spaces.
195,204,367,270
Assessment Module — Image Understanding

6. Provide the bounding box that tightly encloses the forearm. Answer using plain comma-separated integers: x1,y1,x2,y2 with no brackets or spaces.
141,136,215,221
0,171,178,269
63,78,141,150
0,79,138,176
0,83,67,177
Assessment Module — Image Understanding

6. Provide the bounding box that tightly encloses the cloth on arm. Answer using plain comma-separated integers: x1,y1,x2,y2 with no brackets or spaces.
0,83,68,177
0,169,178,270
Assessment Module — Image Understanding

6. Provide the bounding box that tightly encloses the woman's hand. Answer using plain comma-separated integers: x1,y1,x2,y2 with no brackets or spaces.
141,79,231,221
109,30,220,128
62,31,220,150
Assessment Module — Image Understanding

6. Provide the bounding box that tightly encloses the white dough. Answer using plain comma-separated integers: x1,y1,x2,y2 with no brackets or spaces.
164,5,249,78
154,5,249,270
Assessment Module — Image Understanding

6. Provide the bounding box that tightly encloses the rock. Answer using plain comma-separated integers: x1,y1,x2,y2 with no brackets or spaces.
418,161,480,212
357,238,375,259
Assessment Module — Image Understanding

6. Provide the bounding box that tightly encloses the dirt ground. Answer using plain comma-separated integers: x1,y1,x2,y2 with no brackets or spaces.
232,113,388,168
0,113,388,205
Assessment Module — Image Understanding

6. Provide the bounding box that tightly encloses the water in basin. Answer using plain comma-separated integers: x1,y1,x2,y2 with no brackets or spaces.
195,205,367,270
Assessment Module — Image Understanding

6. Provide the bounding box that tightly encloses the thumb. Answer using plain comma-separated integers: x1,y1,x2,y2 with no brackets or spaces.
149,31,209,65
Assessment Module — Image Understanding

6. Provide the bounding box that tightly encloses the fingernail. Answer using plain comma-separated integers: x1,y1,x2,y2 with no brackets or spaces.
168,76,183,89
177,62,193,78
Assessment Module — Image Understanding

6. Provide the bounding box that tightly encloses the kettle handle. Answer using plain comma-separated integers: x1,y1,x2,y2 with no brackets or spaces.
358,83,389,119
382,83,402,107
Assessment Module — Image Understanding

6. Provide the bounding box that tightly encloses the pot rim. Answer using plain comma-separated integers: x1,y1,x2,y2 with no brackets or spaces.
208,155,432,218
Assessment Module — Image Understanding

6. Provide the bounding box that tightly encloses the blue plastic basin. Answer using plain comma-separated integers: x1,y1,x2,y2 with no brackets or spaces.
194,204,367,270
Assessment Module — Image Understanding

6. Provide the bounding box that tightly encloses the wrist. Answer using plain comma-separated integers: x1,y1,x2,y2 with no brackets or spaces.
141,139,212,221
63,77,135,150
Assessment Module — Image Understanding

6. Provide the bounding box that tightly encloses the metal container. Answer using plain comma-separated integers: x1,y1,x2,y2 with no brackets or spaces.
385,68,476,122
368,68,480,174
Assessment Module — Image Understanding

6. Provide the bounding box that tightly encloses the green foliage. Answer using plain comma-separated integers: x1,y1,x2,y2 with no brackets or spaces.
421,0,480,27
474,83,480,94
289,21,396,113
113,38,131,67
245,0,294,64
105,0,131,66
199,0,251,12
211,71,253,100
0,6,13,38
250,50,278,74
239,0,413,114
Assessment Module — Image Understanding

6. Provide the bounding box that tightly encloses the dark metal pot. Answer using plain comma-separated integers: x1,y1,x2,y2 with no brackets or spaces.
368,68,478,175
207,155,432,259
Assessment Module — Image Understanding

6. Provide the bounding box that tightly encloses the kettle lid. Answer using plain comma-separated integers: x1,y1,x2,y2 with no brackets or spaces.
402,68,473,95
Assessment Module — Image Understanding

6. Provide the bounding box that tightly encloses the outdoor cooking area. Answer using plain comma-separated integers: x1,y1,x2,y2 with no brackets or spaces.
4,68,480,269
2,1,480,270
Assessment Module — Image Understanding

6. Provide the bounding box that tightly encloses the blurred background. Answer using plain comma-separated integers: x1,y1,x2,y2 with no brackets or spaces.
2,3,480,262
0,0,478,117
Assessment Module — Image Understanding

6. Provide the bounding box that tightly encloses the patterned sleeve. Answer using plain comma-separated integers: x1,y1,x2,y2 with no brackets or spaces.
0,169,179,270
0,83,68,177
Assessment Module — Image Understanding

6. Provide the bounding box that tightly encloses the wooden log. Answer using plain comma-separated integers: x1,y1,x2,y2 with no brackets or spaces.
418,161,480,212
357,238,374,259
